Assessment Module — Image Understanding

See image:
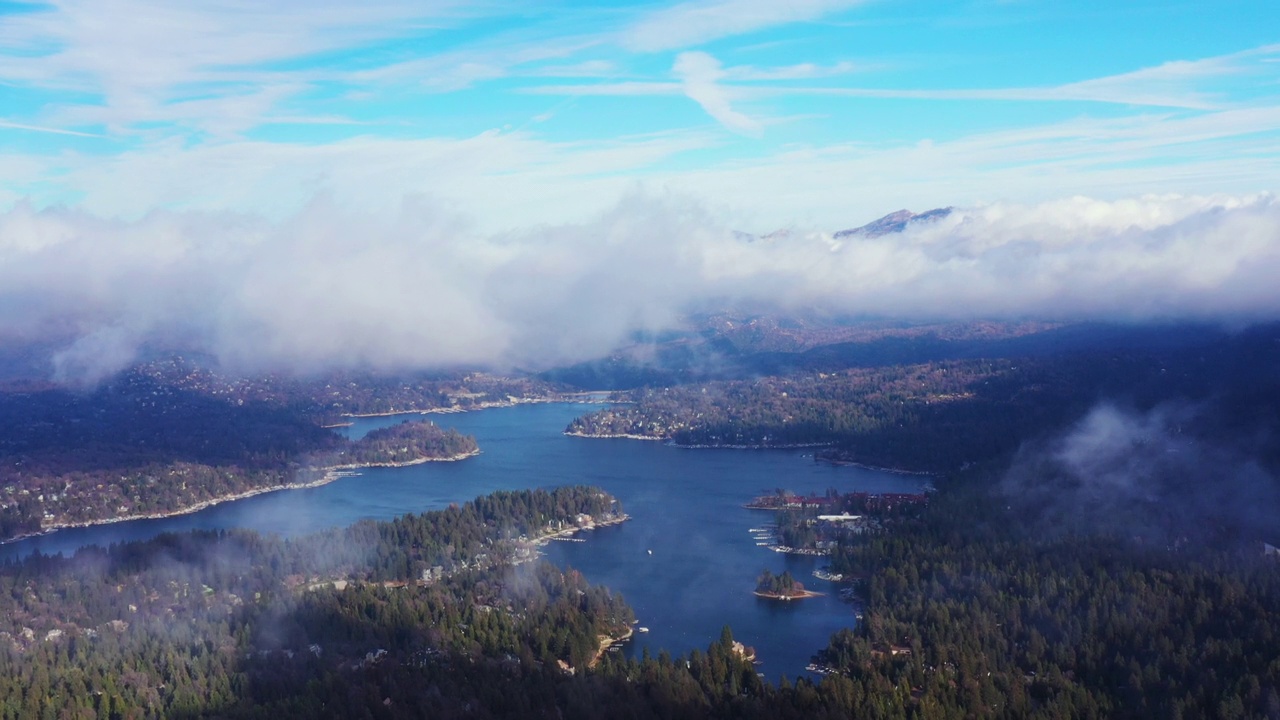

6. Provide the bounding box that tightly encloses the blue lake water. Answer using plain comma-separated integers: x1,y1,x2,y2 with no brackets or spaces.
2,403,926,680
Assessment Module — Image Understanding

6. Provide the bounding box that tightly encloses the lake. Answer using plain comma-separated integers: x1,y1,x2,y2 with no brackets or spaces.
2,403,927,680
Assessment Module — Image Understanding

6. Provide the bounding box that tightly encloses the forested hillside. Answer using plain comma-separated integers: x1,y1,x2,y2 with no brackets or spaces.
0,486,633,718
813,482,1280,718
568,323,1280,474
0,370,483,541
5,323,1280,717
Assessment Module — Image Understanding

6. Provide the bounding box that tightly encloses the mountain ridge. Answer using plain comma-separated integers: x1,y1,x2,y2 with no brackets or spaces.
833,206,954,239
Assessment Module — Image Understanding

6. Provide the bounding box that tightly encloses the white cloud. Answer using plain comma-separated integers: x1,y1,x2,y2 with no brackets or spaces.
3,191,1280,383
348,36,602,93
704,193,1280,322
38,130,716,230
726,61,857,81
0,0,453,88
673,51,762,136
647,104,1280,231
0,119,103,137
0,0,469,133
524,82,682,97
5,92,1277,237
527,60,620,78
758,84,1219,110
623,0,867,52
528,44,1280,115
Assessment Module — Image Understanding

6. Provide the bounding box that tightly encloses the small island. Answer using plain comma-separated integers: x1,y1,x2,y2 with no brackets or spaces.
753,569,823,600
317,419,479,468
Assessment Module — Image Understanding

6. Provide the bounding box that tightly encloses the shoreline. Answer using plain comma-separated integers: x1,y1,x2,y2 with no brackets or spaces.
566,430,933,477
298,511,631,599
323,447,481,470
341,395,602,419
765,545,830,557
753,589,824,600
815,456,935,477
341,402,529,418
588,627,635,669
530,513,631,546
564,431,830,450
564,430,664,441
669,441,831,450
3,449,482,545
5,398,612,547
17,474,348,541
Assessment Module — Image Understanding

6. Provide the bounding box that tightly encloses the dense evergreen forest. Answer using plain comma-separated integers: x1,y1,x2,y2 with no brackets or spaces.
5,321,1280,717
10,478,1280,718
0,486,637,718
812,480,1280,718
568,322,1280,475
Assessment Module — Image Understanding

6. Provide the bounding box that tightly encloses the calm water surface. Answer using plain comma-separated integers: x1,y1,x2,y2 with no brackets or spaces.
3,403,926,679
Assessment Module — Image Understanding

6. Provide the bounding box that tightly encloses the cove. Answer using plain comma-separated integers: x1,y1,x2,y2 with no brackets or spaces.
2,403,927,679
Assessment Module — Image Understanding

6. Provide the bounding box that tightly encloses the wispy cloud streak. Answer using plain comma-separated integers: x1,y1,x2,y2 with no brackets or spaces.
673,52,762,136
623,0,868,51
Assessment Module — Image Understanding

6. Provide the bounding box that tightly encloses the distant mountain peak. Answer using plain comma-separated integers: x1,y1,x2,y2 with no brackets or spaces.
833,207,953,239
731,207,953,245
732,228,796,244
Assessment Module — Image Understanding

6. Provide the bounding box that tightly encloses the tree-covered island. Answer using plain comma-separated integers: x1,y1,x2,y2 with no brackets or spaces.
754,569,822,600
317,419,478,468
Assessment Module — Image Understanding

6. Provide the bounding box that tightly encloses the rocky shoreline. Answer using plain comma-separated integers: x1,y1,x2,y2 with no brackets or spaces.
529,513,631,547
752,589,824,600
588,627,635,669
669,441,831,450
342,395,585,419
563,430,664,441
566,431,831,451
324,447,481,470
815,456,935,476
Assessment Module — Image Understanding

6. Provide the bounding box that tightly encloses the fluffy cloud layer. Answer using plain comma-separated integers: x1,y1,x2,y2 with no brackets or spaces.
1,191,1278,383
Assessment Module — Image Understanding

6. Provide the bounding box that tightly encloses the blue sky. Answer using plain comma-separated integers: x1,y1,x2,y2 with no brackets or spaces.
3,1,1280,379
2,0,1277,231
